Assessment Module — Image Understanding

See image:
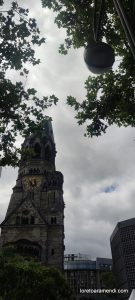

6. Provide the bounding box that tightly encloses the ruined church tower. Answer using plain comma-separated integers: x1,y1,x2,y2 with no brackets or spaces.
0,120,65,271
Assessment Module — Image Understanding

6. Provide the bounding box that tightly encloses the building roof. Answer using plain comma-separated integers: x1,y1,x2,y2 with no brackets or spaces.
64,254,112,271
64,260,96,270
110,217,135,242
129,289,135,300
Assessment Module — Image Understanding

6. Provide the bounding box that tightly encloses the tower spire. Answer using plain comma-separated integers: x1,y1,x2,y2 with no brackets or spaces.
42,119,55,143
0,121,64,271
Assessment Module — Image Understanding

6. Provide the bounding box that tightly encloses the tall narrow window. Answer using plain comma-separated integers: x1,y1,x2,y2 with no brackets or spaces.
21,216,26,225
34,143,41,158
51,217,57,224
30,216,35,224
45,145,51,161
16,216,20,225
25,217,29,225
53,192,55,203
51,249,55,255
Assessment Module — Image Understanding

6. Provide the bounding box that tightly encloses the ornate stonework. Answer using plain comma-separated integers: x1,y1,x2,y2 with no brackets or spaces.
0,121,65,271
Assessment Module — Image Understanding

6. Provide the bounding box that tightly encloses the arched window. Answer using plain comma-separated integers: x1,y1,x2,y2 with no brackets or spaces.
53,192,55,203
14,240,41,260
30,216,35,224
25,217,29,225
16,216,20,225
51,249,55,255
21,216,29,225
17,245,23,253
45,145,51,161
21,216,26,225
51,217,57,224
34,248,38,256
24,246,28,254
34,143,41,158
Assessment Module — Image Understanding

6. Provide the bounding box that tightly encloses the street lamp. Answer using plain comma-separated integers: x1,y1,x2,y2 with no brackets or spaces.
84,41,115,74
84,0,135,74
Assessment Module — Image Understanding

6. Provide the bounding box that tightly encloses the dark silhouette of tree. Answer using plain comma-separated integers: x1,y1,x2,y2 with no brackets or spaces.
0,1,58,167
42,0,135,137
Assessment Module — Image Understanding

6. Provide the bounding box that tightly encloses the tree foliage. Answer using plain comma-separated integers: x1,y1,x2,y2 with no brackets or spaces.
42,0,135,137
0,1,58,167
101,271,118,298
0,248,73,300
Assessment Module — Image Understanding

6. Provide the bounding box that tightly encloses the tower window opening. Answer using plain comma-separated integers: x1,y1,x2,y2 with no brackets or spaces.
15,240,41,260
21,216,29,225
34,143,41,159
51,248,55,255
16,216,20,225
21,217,25,225
24,246,28,254
30,216,35,224
53,192,55,203
25,217,29,225
51,217,57,224
29,168,40,174
45,145,51,161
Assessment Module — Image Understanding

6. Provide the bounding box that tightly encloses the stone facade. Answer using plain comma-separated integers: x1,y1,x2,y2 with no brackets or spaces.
0,120,65,271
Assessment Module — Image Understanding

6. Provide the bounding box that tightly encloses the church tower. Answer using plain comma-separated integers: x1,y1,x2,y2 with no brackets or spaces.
0,120,65,271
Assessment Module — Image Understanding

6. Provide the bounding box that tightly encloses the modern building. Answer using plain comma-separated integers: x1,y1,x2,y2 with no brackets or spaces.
64,253,113,299
0,120,65,271
110,218,135,297
129,290,135,300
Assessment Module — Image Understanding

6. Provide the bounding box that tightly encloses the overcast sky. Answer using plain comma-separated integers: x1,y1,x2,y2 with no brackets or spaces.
0,0,135,259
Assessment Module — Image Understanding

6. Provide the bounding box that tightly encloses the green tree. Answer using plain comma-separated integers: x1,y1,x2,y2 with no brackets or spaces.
0,1,58,167
101,271,118,298
0,248,73,300
42,0,135,137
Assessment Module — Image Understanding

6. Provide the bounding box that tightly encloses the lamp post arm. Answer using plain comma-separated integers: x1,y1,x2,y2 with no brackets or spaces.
113,0,135,59
93,0,105,42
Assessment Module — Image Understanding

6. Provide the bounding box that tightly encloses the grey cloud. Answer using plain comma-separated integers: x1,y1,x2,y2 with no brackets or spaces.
1,0,135,259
